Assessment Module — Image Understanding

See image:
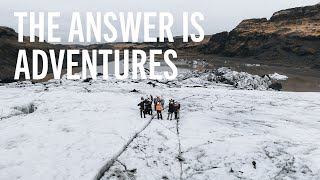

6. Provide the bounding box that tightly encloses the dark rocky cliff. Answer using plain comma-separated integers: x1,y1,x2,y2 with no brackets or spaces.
1,4,319,81
202,4,320,68
0,26,67,81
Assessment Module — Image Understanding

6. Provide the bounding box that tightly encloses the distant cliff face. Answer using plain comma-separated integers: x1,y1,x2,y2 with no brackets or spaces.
0,26,66,81
1,4,319,81
202,4,320,68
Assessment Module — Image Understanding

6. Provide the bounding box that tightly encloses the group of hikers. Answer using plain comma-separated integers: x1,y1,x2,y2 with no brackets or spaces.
138,95,181,120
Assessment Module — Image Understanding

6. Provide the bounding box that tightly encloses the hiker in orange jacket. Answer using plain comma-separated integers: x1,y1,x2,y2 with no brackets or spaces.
156,102,163,120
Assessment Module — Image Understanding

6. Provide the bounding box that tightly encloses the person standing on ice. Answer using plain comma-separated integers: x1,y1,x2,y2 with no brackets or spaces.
154,96,159,110
173,102,180,119
156,102,163,120
138,97,146,118
167,99,175,120
146,98,153,115
160,96,165,107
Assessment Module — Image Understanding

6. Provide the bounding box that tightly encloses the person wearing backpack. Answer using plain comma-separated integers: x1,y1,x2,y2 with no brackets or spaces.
146,98,153,115
167,99,174,120
156,102,163,120
138,97,146,118
173,102,181,119
154,96,159,111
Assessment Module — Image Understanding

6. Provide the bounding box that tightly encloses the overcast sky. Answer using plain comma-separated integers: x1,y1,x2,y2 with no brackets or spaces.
1,0,318,43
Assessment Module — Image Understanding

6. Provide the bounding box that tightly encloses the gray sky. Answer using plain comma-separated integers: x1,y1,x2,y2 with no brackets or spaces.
1,0,319,43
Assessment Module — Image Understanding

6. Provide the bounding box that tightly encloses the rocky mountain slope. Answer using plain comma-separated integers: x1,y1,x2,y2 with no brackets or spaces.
1,4,319,81
202,4,320,68
0,26,70,82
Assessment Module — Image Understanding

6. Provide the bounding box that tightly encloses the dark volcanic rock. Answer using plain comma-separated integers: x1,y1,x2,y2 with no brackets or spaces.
83,78,92,83
202,4,320,68
0,78,17,84
0,27,113,81
130,89,139,93
270,4,320,21
0,26,68,80
269,83,283,91
0,26,17,37
202,32,229,54
311,64,320,70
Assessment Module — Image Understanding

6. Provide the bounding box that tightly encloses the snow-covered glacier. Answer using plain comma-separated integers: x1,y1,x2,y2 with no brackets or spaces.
0,71,320,180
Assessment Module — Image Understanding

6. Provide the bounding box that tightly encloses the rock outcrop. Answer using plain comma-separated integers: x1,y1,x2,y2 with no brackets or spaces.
202,4,320,68
0,27,116,82
0,26,66,82
1,4,319,81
